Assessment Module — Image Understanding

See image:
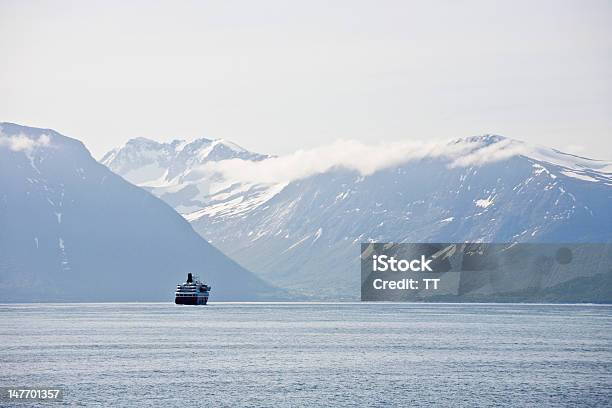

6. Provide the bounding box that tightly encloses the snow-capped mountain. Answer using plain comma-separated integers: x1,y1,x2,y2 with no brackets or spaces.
101,136,269,213
0,123,280,301
103,134,612,300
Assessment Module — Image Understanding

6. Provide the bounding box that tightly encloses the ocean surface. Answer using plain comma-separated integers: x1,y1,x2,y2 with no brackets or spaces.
0,303,611,407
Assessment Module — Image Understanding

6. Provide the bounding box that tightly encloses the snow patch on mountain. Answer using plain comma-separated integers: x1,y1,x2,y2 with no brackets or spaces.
475,197,494,209
559,170,599,182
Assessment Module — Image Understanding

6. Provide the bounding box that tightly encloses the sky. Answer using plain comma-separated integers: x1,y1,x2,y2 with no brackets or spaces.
1,0,611,160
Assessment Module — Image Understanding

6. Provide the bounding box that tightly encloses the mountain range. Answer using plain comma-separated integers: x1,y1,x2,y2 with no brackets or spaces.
102,133,612,300
0,123,280,302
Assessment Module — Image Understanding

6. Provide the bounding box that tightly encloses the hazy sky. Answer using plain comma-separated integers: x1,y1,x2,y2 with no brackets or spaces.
1,0,610,159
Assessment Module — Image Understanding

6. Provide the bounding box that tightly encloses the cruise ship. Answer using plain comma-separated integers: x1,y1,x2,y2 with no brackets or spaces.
175,273,211,305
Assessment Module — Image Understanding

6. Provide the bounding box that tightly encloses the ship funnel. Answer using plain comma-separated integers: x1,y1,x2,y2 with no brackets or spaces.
187,273,193,283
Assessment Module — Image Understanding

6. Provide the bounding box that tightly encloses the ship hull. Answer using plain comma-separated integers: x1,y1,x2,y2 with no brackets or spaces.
175,296,208,305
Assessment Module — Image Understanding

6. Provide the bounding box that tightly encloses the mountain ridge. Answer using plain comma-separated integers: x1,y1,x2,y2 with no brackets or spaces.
100,132,612,299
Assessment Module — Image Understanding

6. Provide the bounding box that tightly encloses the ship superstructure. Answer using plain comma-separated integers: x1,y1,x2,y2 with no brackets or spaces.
175,273,211,305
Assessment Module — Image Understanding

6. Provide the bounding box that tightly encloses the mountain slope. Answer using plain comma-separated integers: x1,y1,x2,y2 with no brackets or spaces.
0,123,280,302
103,134,612,299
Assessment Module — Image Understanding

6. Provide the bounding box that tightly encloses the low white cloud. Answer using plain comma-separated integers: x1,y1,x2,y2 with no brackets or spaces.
448,138,528,168
189,137,529,185
0,133,51,153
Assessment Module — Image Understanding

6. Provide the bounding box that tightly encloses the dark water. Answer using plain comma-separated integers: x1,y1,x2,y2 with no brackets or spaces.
1,303,611,407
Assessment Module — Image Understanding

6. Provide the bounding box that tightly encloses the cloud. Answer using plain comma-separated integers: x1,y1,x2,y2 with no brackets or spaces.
0,133,51,153
189,137,528,185
447,138,528,168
